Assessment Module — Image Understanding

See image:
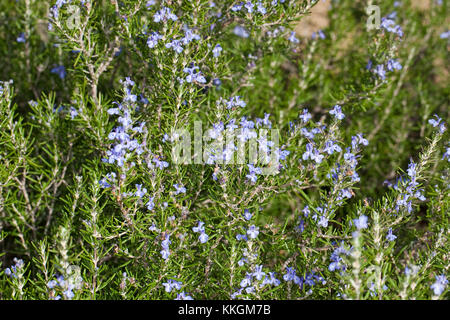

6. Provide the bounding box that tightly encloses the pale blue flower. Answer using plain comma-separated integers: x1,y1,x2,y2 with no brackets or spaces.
430,275,448,296
247,225,259,239
329,105,345,120
353,215,368,230
212,44,222,57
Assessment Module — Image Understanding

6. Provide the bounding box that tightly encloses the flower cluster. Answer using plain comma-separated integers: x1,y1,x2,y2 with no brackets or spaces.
1,0,448,302
430,275,448,296
368,58,402,81
160,234,172,260
380,13,404,38
181,65,207,84
328,243,352,272
47,273,82,300
102,78,145,168
428,114,447,134
231,265,281,298
192,221,209,243
283,267,326,292
162,278,193,300
4,258,24,278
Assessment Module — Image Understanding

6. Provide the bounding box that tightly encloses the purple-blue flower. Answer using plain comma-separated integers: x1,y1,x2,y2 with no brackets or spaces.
17,32,26,43
329,105,345,120
173,183,186,195
247,225,259,239
386,228,397,242
387,59,402,71
288,31,299,44
299,109,312,123
183,65,206,84
192,221,205,233
243,209,252,220
233,26,249,38
212,44,222,57
51,65,66,79
147,32,163,48
353,215,368,230
430,275,448,296
374,64,386,80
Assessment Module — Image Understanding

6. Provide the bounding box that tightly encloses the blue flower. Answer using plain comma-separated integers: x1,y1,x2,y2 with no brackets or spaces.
173,183,186,194
17,32,26,43
199,232,209,243
283,267,301,285
64,289,75,299
374,64,386,80
236,233,248,241
175,292,194,300
165,39,184,53
358,133,369,146
183,65,206,84
212,44,222,57
263,272,281,286
243,209,252,220
135,184,147,198
312,30,325,39
386,228,397,242
303,143,324,164
160,249,170,260
299,109,312,123
406,161,417,180
380,17,403,37
153,7,178,23
353,215,368,230
160,235,171,260
338,188,353,200
323,140,342,155
253,265,266,281
240,273,253,288
182,28,200,45
212,78,222,87
443,146,449,162
387,59,402,71
246,225,259,239
153,157,169,169
246,164,262,183
288,31,299,44
428,114,446,133
147,32,163,48
440,30,450,39
4,258,24,278
256,1,266,14
51,65,67,79
329,243,350,272
192,221,205,233
226,96,246,109
329,105,345,120
302,205,310,217
238,257,248,266
430,275,448,296
231,3,243,11
144,196,154,211
163,279,182,293
244,1,254,13
318,215,328,228
99,172,116,188
69,107,79,119
233,26,249,38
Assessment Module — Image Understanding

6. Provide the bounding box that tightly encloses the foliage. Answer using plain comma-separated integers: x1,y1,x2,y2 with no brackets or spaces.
0,0,448,300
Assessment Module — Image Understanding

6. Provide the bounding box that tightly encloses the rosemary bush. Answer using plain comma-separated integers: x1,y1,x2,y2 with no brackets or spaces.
0,0,448,300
